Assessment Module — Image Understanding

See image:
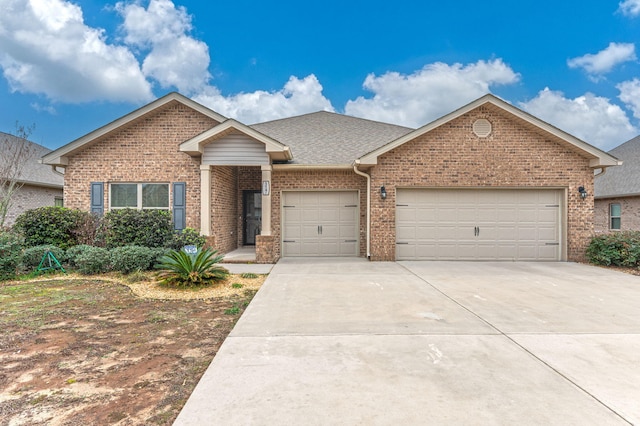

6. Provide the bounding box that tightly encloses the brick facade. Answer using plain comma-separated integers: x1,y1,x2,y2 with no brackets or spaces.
4,184,63,226
63,101,219,231
595,197,640,233
368,107,594,262
58,98,599,263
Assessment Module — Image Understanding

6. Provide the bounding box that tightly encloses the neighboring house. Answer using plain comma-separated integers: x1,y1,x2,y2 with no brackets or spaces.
594,135,638,233
41,92,618,263
0,132,64,227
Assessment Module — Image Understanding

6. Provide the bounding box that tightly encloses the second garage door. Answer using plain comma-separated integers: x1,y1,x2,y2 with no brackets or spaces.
282,191,359,257
396,189,562,261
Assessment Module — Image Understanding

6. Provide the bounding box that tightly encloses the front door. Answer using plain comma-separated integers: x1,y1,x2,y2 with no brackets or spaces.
243,190,262,245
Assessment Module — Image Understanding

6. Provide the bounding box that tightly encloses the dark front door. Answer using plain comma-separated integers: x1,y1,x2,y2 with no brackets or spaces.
243,190,262,245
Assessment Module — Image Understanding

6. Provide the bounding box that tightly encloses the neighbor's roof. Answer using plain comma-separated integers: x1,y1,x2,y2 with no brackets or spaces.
595,135,639,198
251,111,413,165
0,132,63,188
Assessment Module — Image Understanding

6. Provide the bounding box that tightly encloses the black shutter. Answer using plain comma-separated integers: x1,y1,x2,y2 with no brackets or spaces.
90,182,104,216
173,182,186,230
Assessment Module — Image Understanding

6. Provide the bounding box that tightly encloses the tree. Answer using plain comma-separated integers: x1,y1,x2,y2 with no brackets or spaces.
0,123,39,228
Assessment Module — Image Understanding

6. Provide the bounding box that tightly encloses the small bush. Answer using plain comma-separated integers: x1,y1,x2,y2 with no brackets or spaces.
0,231,23,280
65,244,94,267
101,209,173,248
22,245,67,268
110,245,157,274
587,231,640,267
169,227,207,250
75,246,111,275
240,272,259,279
14,207,91,249
156,247,228,287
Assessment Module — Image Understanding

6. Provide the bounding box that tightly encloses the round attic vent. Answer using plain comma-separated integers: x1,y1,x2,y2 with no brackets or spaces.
473,119,492,137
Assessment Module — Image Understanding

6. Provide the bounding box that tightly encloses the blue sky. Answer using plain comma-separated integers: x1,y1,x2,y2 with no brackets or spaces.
2,0,640,151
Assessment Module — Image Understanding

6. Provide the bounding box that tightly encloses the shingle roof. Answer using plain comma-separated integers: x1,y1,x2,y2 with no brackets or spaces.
250,111,414,165
594,135,639,198
0,132,63,188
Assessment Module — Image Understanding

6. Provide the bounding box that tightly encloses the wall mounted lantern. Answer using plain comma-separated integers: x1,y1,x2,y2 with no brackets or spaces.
578,186,588,199
380,186,387,200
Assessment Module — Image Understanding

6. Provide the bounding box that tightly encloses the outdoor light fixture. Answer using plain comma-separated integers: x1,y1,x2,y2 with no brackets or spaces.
578,186,588,199
380,186,387,200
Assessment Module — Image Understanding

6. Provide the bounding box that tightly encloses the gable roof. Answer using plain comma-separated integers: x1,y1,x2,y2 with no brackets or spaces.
251,111,413,165
595,135,639,198
0,132,63,188
41,92,227,167
357,94,621,169
179,119,292,161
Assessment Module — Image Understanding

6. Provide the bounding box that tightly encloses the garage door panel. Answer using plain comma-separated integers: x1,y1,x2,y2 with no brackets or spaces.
396,189,562,261
282,191,359,257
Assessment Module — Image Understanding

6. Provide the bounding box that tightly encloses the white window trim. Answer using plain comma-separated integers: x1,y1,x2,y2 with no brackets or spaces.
609,203,621,230
109,183,170,210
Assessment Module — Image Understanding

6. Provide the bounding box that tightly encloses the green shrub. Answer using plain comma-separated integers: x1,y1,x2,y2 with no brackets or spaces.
156,247,228,287
75,246,111,275
22,245,67,268
169,227,207,250
0,231,23,280
110,245,157,274
587,231,640,267
65,244,94,267
14,207,92,249
101,209,173,248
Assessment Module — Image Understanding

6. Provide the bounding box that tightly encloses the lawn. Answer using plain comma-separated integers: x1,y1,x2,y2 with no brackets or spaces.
0,273,265,425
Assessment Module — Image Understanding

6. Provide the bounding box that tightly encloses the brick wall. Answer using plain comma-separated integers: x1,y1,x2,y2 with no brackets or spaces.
270,169,368,259
368,106,594,262
595,196,640,232
211,166,237,253
63,101,219,231
4,184,63,226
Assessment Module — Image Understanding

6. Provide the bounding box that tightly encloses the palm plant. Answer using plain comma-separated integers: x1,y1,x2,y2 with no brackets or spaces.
156,247,229,287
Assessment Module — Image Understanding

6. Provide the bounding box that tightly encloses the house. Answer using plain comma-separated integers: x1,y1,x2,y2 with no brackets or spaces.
594,135,639,232
0,132,64,227
41,92,619,263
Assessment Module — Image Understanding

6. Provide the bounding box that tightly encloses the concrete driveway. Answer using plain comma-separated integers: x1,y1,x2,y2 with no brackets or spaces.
174,259,640,425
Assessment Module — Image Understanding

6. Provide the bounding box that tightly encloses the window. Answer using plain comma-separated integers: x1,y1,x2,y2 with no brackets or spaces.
110,183,169,210
610,203,621,230
54,197,64,207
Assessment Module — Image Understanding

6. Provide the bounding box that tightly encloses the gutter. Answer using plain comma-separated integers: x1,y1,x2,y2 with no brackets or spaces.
352,160,371,259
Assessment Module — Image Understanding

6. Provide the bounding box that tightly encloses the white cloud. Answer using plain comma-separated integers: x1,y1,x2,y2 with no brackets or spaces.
519,88,638,150
619,0,640,17
116,0,210,94
567,42,636,76
0,0,152,103
193,75,335,124
617,78,640,119
344,59,520,128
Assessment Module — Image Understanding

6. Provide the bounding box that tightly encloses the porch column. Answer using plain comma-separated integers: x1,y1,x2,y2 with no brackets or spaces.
261,164,272,235
200,164,211,236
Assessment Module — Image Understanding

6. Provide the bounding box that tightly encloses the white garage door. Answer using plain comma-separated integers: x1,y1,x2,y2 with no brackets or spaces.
396,189,562,261
282,191,359,257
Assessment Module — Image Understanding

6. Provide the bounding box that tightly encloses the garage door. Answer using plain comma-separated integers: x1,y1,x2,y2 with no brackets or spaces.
282,191,359,257
396,189,562,261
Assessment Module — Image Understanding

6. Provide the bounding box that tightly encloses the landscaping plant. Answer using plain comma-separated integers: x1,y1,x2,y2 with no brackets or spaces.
156,247,228,287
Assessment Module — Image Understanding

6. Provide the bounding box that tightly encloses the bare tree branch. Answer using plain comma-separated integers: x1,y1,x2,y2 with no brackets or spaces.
0,123,39,228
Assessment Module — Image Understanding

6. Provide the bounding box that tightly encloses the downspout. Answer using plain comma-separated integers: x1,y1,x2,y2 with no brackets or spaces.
353,160,371,259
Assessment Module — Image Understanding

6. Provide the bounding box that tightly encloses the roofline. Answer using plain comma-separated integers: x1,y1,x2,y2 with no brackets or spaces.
595,192,640,199
180,119,293,161
358,94,621,168
41,92,227,166
272,164,354,171
9,178,63,189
